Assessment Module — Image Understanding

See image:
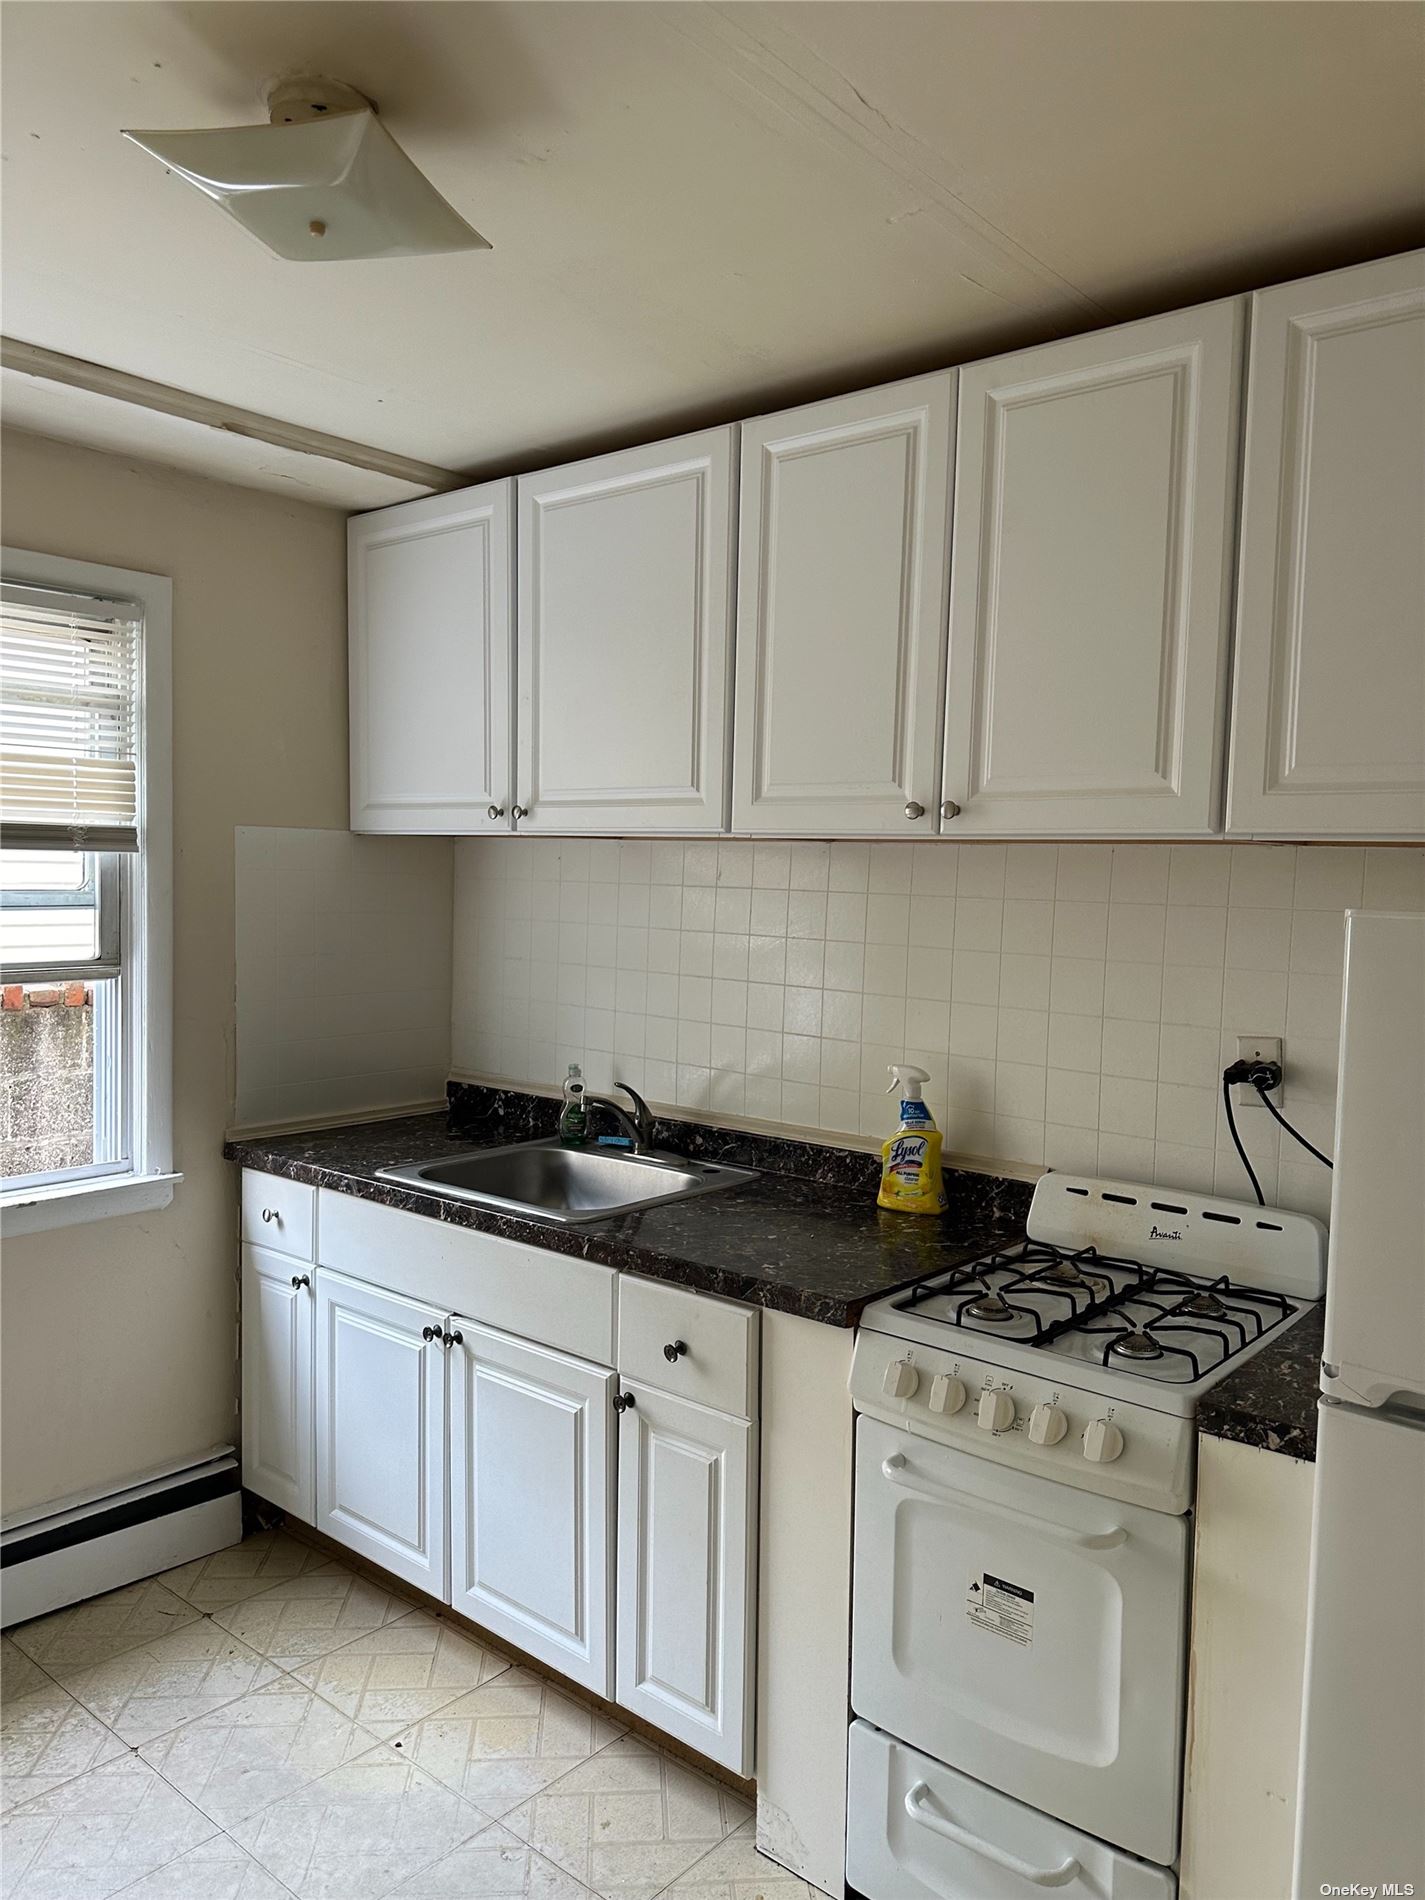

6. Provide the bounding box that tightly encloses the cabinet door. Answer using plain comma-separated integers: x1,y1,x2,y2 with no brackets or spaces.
314,1269,447,1595
449,1320,615,1694
517,430,736,832
944,300,1244,837
615,1383,756,1775
1227,252,1425,839
733,375,954,834
349,481,514,832
240,1245,314,1524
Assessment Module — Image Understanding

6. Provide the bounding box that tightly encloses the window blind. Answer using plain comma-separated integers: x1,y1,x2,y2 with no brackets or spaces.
0,582,141,851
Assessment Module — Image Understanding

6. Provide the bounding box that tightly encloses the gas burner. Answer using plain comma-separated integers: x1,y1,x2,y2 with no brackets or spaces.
1038,1260,1091,1285
965,1291,1018,1323
1110,1329,1165,1360
1178,1290,1228,1319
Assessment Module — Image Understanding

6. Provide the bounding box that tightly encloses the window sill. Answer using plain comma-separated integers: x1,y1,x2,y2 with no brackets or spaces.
0,1171,181,1238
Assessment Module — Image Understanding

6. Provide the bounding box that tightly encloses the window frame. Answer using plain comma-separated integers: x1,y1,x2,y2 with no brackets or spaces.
0,549,177,1235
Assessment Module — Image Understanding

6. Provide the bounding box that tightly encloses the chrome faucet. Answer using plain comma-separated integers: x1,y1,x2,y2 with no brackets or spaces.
585,1082,656,1155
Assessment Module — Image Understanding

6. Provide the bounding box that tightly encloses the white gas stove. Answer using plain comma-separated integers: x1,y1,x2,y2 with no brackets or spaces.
851,1172,1325,1514
846,1173,1326,1898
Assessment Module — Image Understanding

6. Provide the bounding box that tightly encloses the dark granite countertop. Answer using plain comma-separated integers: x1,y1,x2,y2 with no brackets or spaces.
1196,1304,1324,1462
224,1088,1032,1328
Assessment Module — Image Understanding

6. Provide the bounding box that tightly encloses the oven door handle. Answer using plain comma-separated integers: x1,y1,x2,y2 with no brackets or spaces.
904,1782,1081,1887
881,1453,1129,1550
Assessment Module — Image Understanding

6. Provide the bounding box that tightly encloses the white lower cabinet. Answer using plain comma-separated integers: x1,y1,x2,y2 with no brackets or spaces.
313,1269,449,1597
240,1245,314,1524
449,1320,615,1695
614,1382,755,1775
241,1176,760,1771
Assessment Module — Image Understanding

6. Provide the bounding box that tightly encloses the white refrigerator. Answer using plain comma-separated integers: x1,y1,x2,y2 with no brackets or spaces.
1293,910,1425,1897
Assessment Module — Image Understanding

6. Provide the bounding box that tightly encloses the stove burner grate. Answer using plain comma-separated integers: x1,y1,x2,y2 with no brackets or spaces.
894,1239,1148,1343
891,1242,1297,1379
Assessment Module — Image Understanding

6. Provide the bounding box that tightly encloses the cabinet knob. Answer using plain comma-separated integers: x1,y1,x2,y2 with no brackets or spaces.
261,1208,280,1224
290,1273,310,1291
904,801,925,821
511,804,529,821
941,800,961,821
663,1339,688,1363
612,1391,637,1414
421,1325,439,1342
486,804,505,821
442,1330,463,1349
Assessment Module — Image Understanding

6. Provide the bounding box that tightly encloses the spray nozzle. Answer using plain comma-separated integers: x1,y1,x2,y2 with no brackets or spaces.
886,1063,932,1097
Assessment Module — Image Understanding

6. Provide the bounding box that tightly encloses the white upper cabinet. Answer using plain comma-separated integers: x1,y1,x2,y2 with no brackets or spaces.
1227,252,1425,839
733,375,955,835
943,301,1245,837
517,430,737,832
349,482,514,832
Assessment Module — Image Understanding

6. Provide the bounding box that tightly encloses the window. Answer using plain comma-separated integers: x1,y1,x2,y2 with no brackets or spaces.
0,551,174,1233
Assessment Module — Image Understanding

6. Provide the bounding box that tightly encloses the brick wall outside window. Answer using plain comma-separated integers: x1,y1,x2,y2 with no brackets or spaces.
1,984,94,1176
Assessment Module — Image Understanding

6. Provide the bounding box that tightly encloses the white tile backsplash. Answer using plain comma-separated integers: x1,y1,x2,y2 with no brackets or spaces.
235,827,452,1129
452,839,1425,1220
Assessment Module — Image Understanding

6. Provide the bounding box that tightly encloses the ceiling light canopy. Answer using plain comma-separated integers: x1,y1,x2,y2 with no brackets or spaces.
122,79,490,263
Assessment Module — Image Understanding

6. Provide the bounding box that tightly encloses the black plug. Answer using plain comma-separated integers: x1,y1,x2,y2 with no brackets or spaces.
1222,1057,1283,1094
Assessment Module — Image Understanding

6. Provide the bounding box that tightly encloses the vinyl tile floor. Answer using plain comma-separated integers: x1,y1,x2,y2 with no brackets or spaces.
1,1531,816,1900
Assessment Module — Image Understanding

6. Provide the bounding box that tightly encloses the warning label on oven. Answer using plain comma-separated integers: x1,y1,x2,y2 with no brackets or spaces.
966,1572,1035,1646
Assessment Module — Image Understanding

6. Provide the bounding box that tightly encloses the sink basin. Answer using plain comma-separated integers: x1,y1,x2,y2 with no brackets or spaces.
376,1138,756,1226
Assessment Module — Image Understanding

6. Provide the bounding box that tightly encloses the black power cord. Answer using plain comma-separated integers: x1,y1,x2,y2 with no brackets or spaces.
1221,1058,1334,1204
1253,1080,1335,1169
1222,1072,1265,1205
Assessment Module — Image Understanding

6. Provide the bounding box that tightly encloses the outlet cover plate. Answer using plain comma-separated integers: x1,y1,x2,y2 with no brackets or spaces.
1235,1034,1283,1105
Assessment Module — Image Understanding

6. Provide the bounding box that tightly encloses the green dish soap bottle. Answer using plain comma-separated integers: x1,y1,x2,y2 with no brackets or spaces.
558,1063,589,1147
877,1063,948,1216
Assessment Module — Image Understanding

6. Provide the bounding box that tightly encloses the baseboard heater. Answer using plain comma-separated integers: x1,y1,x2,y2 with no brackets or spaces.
0,1449,241,1627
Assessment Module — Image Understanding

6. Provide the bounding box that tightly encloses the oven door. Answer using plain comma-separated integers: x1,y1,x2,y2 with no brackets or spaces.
851,1417,1188,1866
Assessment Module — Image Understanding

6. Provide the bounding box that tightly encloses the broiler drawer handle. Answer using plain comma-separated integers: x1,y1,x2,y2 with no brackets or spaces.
904,1783,1081,1888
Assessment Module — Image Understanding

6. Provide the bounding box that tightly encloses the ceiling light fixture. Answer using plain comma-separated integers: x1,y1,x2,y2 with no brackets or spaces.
122,78,490,263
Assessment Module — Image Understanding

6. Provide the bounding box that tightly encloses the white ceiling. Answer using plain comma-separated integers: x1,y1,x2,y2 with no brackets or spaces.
3,1,1423,505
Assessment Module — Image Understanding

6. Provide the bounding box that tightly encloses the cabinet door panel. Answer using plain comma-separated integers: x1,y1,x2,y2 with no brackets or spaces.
449,1320,615,1694
241,1246,314,1523
1228,252,1425,838
349,482,513,832
944,301,1243,836
734,376,954,834
517,430,736,832
314,1269,447,1594
615,1384,755,1774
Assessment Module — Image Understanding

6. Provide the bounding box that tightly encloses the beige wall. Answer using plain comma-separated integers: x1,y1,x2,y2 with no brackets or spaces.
1,428,349,1519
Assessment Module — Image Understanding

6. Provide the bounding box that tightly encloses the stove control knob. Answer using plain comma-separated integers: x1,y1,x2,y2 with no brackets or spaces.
977,1389,1015,1433
1083,1419,1125,1464
928,1374,966,1416
883,1359,920,1401
1028,1403,1068,1446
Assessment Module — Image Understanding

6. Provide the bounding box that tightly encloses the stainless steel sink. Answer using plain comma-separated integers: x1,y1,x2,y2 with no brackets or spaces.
376,1138,756,1226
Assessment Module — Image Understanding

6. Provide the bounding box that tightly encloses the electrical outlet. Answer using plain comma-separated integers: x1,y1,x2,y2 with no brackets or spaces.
1235,1035,1283,1105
